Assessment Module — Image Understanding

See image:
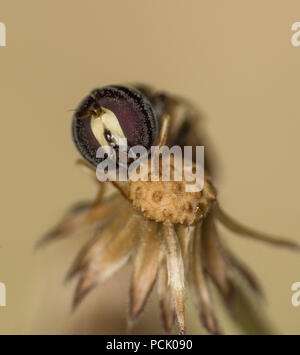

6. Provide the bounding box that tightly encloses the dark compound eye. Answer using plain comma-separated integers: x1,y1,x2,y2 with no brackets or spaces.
72,85,159,167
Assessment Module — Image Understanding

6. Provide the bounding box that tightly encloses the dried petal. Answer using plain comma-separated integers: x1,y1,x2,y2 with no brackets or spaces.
224,248,264,298
216,203,300,250
38,194,121,247
176,224,195,279
158,255,175,333
66,207,130,281
73,213,142,308
164,225,185,335
190,223,221,334
129,221,162,322
202,213,232,301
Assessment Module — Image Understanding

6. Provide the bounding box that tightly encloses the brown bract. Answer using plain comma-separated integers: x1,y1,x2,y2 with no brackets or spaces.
40,171,299,335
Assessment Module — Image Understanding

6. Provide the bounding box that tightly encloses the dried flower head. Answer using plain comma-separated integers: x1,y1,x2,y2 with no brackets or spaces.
41,85,299,334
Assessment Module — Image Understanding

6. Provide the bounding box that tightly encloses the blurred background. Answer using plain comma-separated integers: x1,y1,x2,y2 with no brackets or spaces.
0,0,300,334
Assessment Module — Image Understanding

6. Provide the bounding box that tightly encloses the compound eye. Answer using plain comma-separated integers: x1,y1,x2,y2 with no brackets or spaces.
72,86,159,167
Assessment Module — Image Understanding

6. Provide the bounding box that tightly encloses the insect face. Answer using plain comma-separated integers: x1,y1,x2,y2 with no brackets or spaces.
72,86,159,168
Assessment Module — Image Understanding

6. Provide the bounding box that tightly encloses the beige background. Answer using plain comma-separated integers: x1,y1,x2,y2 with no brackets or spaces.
0,0,300,334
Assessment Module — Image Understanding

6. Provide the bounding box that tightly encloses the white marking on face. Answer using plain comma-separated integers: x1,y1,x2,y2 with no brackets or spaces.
90,107,126,154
